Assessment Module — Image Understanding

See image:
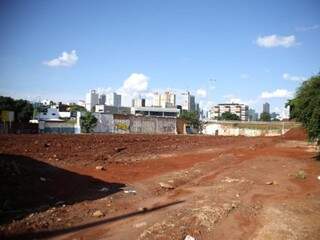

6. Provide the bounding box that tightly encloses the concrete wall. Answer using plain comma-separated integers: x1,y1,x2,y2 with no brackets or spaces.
40,121,75,134
202,121,290,137
93,114,177,134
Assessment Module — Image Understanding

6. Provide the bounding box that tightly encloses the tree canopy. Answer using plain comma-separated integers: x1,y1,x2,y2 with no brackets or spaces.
179,111,201,129
218,112,240,121
286,73,320,142
0,96,34,122
260,112,271,122
81,112,97,133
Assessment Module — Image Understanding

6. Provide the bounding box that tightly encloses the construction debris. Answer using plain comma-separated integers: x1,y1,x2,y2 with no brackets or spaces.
95,166,105,171
92,210,104,217
159,182,174,189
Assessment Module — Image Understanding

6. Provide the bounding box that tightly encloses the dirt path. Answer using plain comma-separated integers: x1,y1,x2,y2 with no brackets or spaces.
1,131,320,239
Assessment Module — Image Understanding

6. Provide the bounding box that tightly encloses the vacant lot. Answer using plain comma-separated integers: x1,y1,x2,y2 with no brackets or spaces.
1,129,320,240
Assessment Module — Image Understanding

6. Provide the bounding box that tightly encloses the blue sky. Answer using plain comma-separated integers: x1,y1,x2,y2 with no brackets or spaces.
0,0,319,113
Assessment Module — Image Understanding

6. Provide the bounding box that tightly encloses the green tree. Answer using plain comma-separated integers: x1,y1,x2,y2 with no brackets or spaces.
69,104,87,113
260,112,271,122
81,112,97,133
179,111,201,130
218,112,240,121
0,96,34,122
286,73,320,142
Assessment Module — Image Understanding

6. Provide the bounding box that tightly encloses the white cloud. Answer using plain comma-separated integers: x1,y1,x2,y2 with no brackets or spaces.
44,50,78,67
296,25,319,32
118,73,149,106
256,35,296,48
122,73,149,92
260,89,293,99
196,88,207,98
283,73,307,82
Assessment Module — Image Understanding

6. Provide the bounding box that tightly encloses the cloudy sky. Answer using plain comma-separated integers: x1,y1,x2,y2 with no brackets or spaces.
0,0,319,113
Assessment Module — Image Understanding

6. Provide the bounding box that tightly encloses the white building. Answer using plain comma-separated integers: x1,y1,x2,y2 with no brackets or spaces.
131,106,179,117
132,98,146,107
106,92,121,107
152,91,176,108
180,91,196,112
212,103,249,121
85,90,99,112
37,106,71,121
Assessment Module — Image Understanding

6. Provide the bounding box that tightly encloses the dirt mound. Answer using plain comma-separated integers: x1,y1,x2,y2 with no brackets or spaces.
283,127,308,141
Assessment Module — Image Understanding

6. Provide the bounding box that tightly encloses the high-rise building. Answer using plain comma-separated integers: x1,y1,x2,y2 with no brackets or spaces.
263,102,270,114
132,98,146,107
85,90,99,112
248,108,258,121
106,92,121,107
160,91,176,108
98,94,106,105
153,91,176,108
212,103,249,121
181,91,196,112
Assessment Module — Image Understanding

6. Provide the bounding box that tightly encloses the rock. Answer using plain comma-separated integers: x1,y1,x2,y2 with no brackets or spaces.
138,207,148,212
317,176,320,180
184,235,196,240
92,210,104,217
95,166,105,171
40,177,46,182
295,170,306,179
265,181,274,185
123,189,136,194
99,187,109,192
159,182,174,189
133,221,147,228
114,147,126,153
44,143,50,148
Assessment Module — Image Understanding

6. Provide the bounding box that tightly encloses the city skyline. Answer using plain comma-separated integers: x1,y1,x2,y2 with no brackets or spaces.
1,0,319,114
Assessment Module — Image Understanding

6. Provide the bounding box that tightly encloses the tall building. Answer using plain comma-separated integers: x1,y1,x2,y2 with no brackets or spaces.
160,91,176,108
153,91,176,108
212,103,249,121
181,91,196,112
132,98,146,107
98,94,106,105
106,92,121,107
85,90,99,112
263,102,270,114
248,108,258,121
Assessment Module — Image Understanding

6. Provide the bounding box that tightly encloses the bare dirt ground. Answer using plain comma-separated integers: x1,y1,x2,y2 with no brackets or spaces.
1,128,320,240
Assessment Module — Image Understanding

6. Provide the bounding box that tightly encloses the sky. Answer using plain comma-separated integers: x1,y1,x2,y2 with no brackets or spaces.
0,0,319,113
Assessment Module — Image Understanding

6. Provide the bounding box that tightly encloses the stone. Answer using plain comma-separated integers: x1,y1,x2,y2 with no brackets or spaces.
92,210,104,217
133,221,147,228
95,166,105,171
40,177,46,182
184,235,196,240
159,182,174,189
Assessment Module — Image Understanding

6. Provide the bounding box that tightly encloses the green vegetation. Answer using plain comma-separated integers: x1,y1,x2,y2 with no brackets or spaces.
81,112,97,133
260,112,271,122
286,73,320,142
0,96,34,122
218,112,240,121
179,111,201,129
69,104,87,113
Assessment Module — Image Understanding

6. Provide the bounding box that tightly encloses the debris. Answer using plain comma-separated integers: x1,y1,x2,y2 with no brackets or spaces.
44,143,50,148
184,235,196,240
317,176,320,180
114,147,126,153
95,166,105,171
133,221,147,228
236,194,240,198
124,189,137,194
99,187,109,192
138,207,148,212
55,201,65,206
92,210,104,217
40,177,46,182
57,218,62,222
295,170,306,179
159,182,174,189
265,181,273,185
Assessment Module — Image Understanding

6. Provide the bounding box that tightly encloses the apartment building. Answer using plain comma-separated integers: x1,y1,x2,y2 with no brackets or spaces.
212,103,249,121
